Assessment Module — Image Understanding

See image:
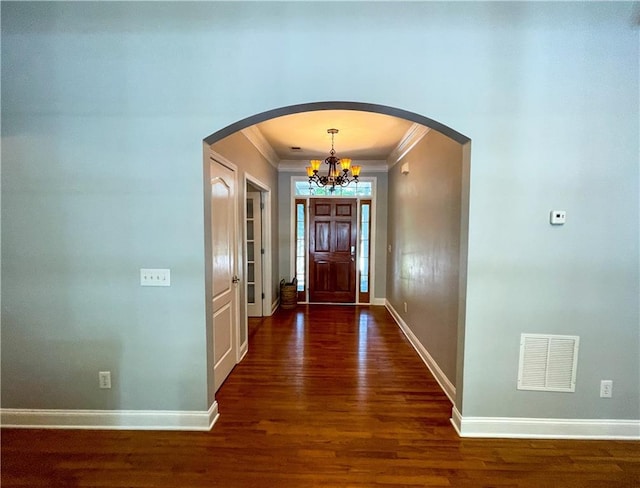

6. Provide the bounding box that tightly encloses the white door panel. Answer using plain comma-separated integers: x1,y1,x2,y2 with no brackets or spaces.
213,302,233,368
211,159,238,392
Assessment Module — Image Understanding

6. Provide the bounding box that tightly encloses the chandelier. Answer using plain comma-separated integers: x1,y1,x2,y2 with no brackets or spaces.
306,128,361,192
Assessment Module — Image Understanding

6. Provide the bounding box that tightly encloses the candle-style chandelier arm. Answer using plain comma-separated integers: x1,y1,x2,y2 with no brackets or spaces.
306,128,361,192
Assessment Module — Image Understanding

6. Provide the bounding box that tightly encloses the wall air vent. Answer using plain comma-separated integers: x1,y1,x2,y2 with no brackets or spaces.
290,146,303,152
517,334,579,392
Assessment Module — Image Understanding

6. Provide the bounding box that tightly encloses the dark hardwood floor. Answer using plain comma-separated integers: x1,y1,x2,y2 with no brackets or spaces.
2,305,639,487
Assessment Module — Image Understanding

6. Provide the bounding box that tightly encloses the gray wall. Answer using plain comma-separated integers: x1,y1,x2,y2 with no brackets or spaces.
387,130,463,387
1,2,638,421
277,172,388,302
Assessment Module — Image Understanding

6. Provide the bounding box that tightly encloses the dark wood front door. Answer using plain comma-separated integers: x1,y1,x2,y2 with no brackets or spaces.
309,198,357,303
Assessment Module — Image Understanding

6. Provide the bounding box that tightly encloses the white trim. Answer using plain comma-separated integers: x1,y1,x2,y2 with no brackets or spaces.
371,298,386,306
1,402,220,432
245,173,273,318
385,299,456,404
450,405,463,434
238,345,248,362
387,123,431,167
271,298,280,315
289,184,299,299
450,407,640,440
240,126,279,168
260,191,273,317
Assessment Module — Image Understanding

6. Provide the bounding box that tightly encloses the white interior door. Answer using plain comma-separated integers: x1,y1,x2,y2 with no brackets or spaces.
246,191,263,317
211,159,238,392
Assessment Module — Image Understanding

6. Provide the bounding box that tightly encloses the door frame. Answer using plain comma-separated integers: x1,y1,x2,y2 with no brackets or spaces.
203,147,244,402
243,173,273,320
290,176,378,305
245,191,263,317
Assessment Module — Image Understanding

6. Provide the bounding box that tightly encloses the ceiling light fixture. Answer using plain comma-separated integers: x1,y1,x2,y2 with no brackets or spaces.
306,128,361,192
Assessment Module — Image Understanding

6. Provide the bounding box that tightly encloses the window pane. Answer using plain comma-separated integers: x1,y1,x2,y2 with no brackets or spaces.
361,222,369,240
246,221,254,241
295,200,306,296
248,284,255,303
295,182,308,194
359,200,371,294
247,263,255,283
246,199,254,219
362,239,369,258
362,204,370,221
360,276,368,293
359,256,366,272
247,242,254,262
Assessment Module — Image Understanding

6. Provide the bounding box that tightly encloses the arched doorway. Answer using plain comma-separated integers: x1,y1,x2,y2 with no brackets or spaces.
203,101,471,419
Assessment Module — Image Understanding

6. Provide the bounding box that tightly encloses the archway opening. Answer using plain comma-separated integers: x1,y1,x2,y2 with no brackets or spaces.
203,101,471,421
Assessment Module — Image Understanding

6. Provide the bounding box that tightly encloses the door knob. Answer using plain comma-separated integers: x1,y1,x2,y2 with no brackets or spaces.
232,275,240,284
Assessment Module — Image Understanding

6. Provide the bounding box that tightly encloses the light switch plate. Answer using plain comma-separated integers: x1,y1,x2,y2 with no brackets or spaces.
140,268,171,286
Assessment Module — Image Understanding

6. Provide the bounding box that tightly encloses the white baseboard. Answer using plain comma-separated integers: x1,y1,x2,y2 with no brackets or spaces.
451,406,640,440
271,298,280,315
238,343,249,362
371,298,386,306
385,300,456,404
1,401,220,431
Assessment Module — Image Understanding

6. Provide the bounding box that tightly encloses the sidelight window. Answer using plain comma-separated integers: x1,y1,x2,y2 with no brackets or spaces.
295,199,306,300
359,200,371,303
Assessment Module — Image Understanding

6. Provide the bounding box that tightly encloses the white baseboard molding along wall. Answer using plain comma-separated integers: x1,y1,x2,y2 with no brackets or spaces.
385,300,456,404
451,407,640,440
1,402,219,431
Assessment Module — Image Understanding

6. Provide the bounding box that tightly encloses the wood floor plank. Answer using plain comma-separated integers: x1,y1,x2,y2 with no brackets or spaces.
2,305,639,487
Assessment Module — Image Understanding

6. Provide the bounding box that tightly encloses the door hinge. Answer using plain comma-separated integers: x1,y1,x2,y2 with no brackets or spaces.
261,248,265,255
260,203,264,210
261,293,265,299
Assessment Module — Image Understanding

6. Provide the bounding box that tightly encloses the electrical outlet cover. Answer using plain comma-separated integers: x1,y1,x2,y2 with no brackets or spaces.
550,210,567,225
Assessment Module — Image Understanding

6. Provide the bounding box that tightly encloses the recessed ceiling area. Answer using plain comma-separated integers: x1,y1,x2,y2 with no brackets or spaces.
254,110,417,163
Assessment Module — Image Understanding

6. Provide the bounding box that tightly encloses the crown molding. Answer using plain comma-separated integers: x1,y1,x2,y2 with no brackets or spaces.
278,159,389,173
387,123,431,167
240,126,280,169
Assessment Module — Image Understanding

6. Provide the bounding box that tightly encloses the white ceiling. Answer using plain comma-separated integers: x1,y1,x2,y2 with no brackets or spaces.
253,110,417,164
